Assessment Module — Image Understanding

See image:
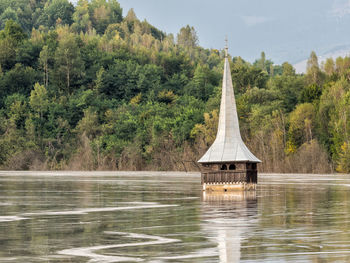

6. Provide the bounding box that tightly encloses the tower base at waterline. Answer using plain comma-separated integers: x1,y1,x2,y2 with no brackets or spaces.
200,162,258,192
202,183,256,192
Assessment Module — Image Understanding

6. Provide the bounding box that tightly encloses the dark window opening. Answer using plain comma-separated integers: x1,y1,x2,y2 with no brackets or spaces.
220,164,227,170
252,163,257,170
229,164,236,170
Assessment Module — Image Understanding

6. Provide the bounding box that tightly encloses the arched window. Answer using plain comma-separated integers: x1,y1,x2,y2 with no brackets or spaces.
220,164,227,170
229,164,236,170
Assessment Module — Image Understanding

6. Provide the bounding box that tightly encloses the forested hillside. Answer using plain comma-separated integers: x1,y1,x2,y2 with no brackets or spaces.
0,0,348,173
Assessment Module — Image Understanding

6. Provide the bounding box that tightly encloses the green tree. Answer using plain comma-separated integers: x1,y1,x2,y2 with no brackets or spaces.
254,51,272,72
0,20,26,69
72,0,91,33
4,93,28,129
2,19,26,43
177,25,198,49
287,103,316,153
269,73,304,112
29,83,49,120
76,107,100,139
89,0,123,34
231,59,269,93
36,0,74,29
306,51,323,85
299,84,322,103
125,8,137,22
39,45,50,88
335,57,350,76
337,142,350,173
282,62,295,76
0,63,38,99
0,7,19,29
54,34,84,92
185,64,218,100
191,109,219,146
317,78,350,156
323,57,335,76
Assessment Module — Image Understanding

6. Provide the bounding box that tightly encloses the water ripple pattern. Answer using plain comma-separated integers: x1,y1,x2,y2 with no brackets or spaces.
1,172,350,262
59,232,180,262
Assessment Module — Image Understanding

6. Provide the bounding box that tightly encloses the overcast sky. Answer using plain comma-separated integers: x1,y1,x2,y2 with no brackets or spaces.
115,0,350,65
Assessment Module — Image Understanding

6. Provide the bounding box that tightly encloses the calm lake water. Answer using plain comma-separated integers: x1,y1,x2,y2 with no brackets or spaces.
1,172,350,262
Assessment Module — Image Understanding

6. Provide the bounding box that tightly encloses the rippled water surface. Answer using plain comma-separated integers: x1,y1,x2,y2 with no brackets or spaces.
1,171,350,262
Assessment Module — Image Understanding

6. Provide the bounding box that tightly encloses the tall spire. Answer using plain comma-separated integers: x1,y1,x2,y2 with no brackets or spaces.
198,40,261,163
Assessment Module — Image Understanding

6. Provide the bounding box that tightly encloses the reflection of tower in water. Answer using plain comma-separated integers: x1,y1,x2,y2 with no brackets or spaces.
201,192,257,263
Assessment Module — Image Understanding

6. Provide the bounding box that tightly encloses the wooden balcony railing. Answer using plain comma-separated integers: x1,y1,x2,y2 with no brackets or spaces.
201,170,257,184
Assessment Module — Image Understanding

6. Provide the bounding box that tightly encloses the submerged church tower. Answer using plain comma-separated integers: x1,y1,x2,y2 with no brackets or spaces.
198,42,261,191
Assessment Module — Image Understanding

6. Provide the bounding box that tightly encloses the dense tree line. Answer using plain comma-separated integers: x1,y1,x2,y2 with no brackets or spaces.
0,0,348,173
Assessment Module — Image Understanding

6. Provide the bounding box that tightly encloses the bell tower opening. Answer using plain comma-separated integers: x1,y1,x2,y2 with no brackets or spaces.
220,164,227,170
229,164,236,170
